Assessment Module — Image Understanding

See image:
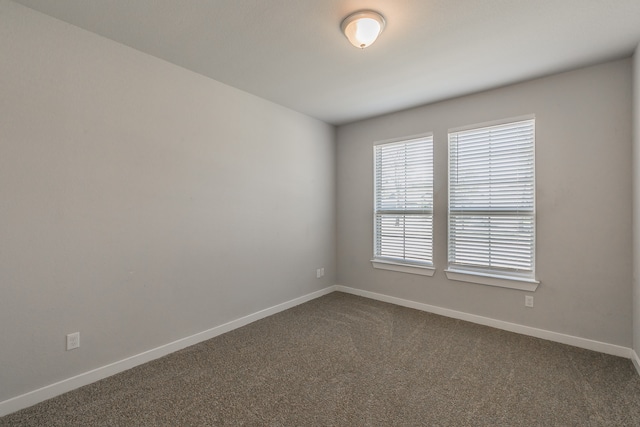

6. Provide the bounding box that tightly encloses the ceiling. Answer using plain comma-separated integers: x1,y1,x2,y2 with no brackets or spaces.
12,0,640,125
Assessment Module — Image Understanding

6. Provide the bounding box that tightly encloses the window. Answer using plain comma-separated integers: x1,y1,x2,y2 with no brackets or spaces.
372,135,434,276
446,117,538,291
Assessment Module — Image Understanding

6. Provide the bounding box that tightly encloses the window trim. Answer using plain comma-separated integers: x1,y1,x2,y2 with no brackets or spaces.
372,259,436,276
372,133,435,275
445,269,539,291
447,115,538,290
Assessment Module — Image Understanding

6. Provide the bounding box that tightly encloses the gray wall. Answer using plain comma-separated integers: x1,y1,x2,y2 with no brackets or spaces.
0,2,335,402
633,44,640,357
337,59,633,347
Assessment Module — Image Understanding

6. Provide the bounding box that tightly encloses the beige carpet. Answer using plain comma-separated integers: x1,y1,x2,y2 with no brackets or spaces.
2,292,640,426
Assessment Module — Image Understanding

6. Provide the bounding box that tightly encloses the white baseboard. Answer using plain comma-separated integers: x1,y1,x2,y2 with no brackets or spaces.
2,284,635,417
0,285,337,417
335,285,633,359
632,350,640,376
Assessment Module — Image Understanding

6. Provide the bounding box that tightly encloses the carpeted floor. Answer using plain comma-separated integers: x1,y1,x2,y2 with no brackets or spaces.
2,292,640,426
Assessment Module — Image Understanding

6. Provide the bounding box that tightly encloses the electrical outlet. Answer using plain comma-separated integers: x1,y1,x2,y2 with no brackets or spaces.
525,295,534,308
320,268,325,277
66,332,80,350
316,268,325,278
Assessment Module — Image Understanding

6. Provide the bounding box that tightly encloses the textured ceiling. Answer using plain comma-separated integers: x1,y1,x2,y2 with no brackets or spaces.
12,0,640,125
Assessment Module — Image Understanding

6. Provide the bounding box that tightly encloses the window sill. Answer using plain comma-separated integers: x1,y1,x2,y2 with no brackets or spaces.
371,259,435,277
445,269,539,292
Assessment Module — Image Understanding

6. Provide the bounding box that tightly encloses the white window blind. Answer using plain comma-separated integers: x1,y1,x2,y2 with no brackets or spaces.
448,118,535,279
374,136,433,266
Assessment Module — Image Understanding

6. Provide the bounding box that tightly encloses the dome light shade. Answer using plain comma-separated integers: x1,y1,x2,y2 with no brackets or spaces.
341,10,386,49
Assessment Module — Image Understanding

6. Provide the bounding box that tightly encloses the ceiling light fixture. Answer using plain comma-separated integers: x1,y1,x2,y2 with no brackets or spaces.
341,10,386,49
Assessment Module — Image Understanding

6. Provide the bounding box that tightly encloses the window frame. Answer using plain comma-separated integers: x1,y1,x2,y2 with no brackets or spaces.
371,133,435,277
445,115,539,291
